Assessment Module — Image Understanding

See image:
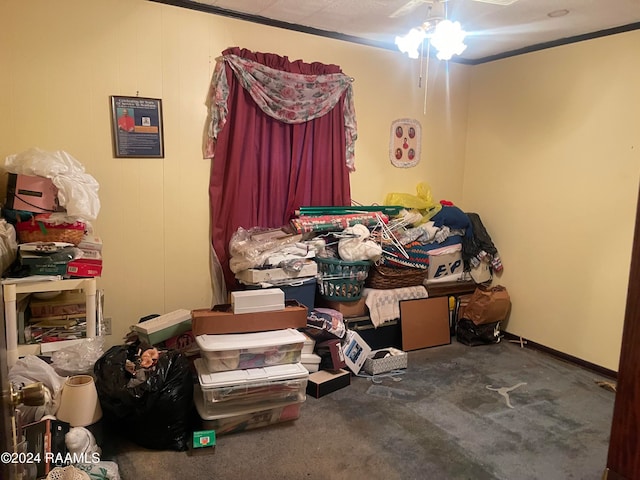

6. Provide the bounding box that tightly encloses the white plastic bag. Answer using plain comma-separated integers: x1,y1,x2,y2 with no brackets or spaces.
51,337,105,376
9,355,67,425
4,147,101,222
0,219,18,275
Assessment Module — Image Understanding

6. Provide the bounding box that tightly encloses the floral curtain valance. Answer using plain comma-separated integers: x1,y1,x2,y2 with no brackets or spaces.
205,53,358,171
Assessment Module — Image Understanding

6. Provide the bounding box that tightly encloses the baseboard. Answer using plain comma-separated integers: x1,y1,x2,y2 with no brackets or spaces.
502,331,618,380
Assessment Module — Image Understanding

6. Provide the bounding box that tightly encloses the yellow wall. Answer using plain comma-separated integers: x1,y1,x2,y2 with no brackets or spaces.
463,32,640,370
0,1,469,345
2,1,637,371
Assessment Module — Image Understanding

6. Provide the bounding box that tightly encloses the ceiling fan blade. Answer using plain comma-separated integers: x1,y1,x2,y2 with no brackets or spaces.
389,0,431,18
470,0,519,5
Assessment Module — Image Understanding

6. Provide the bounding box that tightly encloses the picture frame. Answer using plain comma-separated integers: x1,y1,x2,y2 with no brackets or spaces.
389,118,421,168
110,95,164,158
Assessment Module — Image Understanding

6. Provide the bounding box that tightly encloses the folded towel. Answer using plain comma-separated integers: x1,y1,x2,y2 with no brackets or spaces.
363,286,428,328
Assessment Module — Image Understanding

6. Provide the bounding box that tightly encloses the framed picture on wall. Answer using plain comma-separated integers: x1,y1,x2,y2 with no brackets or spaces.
110,96,164,158
390,118,421,168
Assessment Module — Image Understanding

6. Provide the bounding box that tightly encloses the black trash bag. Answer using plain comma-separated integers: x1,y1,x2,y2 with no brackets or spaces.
93,343,194,451
456,319,502,346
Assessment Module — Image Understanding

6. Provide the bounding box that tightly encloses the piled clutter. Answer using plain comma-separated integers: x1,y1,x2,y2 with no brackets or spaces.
8,354,120,480
0,148,103,280
221,184,508,397
455,285,512,346
230,227,319,309
191,290,310,435
21,291,89,345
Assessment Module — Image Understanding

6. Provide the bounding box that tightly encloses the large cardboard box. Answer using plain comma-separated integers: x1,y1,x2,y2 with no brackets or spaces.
306,369,351,398
316,296,367,317
191,300,307,336
428,248,464,280
400,297,451,350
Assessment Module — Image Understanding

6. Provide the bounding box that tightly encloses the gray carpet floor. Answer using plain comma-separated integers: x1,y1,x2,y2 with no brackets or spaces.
104,339,615,480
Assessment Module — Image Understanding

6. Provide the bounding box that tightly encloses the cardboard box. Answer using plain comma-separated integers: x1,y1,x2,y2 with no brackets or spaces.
231,289,285,314
342,330,372,374
191,300,307,336
316,296,367,318
316,338,346,370
5,173,61,214
67,251,103,277
188,430,216,456
132,309,192,345
77,234,103,252
164,330,199,356
363,347,408,375
306,369,351,398
29,291,86,317
428,249,464,280
66,261,103,277
400,297,451,351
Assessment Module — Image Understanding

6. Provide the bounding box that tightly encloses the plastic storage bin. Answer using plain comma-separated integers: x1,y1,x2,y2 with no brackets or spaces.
194,385,304,435
194,358,308,415
196,328,306,372
301,352,321,373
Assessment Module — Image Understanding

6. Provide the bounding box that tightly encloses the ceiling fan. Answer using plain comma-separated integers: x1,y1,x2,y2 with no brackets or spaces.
390,0,519,19
393,0,518,60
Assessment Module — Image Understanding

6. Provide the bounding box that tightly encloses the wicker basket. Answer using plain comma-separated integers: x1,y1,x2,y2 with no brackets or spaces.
315,256,371,302
365,264,428,289
16,217,85,245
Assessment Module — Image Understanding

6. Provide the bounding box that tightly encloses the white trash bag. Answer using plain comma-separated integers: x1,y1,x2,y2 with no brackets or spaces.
9,355,66,425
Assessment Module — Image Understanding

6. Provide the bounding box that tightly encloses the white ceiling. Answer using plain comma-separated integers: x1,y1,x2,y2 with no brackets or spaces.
159,0,640,63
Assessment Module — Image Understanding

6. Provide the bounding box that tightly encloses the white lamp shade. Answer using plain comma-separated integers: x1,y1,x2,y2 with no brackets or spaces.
56,375,103,427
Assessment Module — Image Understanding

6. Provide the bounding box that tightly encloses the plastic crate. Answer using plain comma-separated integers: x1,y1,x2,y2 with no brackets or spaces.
314,256,371,302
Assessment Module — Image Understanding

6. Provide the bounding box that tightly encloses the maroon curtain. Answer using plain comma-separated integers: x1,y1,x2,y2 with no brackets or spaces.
209,48,352,290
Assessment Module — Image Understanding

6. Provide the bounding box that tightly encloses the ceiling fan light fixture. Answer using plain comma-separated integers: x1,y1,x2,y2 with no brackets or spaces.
429,19,467,60
395,27,427,59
